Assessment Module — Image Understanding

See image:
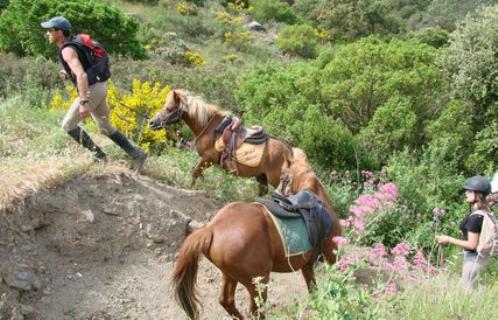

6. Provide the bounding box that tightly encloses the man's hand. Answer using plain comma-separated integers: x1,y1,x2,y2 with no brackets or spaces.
79,103,91,119
59,69,69,81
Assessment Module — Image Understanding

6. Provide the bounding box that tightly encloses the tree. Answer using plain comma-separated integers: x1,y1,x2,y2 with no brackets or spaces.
0,0,146,58
293,0,406,40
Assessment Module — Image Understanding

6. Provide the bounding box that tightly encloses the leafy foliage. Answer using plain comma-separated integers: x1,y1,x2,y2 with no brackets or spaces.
276,24,320,58
0,0,146,58
292,0,406,41
250,0,300,24
405,26,449,48
420,0,496,31
438,5,498,171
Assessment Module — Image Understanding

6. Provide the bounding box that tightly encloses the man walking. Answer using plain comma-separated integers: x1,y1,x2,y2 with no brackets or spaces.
41,16,147,172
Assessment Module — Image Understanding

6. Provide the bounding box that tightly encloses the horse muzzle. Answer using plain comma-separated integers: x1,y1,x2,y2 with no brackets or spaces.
149,118,166,130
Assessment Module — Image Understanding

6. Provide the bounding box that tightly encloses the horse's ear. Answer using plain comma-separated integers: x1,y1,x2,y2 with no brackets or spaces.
173,90,181,104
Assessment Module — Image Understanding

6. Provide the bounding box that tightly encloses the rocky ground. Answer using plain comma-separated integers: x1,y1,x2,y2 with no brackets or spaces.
0,172,307,320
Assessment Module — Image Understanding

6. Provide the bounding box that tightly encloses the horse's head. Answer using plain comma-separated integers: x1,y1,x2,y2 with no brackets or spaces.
149,89,188,129
277,154,313,197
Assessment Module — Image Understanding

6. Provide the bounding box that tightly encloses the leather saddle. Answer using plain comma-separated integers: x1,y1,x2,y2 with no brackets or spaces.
256,190,333,252
215,116,268,166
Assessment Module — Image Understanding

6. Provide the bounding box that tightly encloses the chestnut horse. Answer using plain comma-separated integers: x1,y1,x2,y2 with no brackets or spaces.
149,89,294,195
171,149,341,319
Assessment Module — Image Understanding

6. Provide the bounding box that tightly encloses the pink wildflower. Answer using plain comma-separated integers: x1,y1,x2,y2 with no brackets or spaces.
349,206,367,219
391,242,410,256
332,236,350,246
378,183,398,203
411,251,426,269
355,195,380,210
339,219,351,228
369,250,386,266
383,261,395,272
337,257,349,271
361,170,374,178
424,265,437,274
385,282,398,295
393,256,408,270
372,243,387,257
352,219,365,233
432,207,446,218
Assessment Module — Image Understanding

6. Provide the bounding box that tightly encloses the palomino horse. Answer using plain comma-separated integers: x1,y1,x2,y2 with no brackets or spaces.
172,149,341,319
149,89,294,195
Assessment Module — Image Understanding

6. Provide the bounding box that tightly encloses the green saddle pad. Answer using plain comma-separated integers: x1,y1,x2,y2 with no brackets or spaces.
269,214,312,257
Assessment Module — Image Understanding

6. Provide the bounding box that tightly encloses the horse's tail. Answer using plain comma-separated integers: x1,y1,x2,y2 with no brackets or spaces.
172,226,213,320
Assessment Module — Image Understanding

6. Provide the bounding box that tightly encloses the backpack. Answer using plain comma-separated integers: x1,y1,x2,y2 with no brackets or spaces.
60,34,111,85
472,209,498,258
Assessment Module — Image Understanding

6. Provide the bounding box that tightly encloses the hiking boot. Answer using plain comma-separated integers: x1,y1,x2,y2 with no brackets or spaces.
94,154,108,165
67,127,108,162
108,130,147,173
132,150,148,173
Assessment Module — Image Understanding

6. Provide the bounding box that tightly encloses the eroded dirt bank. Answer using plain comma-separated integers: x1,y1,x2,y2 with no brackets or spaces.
0,172,307,320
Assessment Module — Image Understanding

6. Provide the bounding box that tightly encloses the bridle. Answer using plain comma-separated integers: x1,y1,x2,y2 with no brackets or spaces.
278,168,315,196
158,104,185,128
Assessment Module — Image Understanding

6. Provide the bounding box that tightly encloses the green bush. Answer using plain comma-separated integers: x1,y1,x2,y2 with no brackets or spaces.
437,5,498,172
109,56,241,114
0,0,9,10
0,53,60,105
464,120,498,173
387,146,466,249
0,0,146,58
250,0,299,24
406,27,449,48
276,24,319,58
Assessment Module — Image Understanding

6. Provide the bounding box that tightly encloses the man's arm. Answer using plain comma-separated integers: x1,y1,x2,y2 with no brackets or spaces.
61,47,90,117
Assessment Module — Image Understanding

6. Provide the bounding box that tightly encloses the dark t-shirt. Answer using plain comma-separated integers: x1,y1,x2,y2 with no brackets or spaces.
459,213,484,252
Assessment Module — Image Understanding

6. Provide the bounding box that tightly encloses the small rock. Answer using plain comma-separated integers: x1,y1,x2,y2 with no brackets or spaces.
103,208,120,216
80,209,95,223
75,272,83,278
245,21,267,32
10,310,24,320
20,305,35,316
20,225,33,232
5,271,40,291
187,220,204,234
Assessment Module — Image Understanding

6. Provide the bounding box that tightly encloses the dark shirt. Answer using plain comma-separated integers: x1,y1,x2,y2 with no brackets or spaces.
459,213,484,252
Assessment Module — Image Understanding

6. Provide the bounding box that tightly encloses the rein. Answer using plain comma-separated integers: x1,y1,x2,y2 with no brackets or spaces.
193,114,218,143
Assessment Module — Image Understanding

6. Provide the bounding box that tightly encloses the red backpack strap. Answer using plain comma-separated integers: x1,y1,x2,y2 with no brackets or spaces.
78,34,95,50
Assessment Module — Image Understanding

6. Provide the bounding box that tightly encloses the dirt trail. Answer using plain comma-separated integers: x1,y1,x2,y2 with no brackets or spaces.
0,172,307,320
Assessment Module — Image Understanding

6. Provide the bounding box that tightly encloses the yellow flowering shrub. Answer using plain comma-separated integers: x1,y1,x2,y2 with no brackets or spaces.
224,30,253,50
176,2,198,16
184,50,205,66
49,85,78,111
225,53,239,63
214,4,253,51
108,80,171,153
49,80,172,153
315,29,332,42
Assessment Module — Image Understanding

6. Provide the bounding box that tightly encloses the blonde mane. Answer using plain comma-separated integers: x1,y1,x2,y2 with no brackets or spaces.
179,91,230,127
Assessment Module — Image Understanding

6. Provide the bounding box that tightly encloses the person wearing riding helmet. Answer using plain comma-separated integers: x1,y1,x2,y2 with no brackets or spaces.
40,16,147,172
436,175,492,289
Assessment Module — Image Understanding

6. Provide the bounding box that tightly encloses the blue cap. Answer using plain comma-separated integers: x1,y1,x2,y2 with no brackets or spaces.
40,16,72,31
